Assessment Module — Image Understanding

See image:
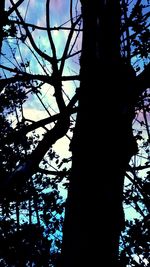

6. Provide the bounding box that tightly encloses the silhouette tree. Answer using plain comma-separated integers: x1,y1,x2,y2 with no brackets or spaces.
0,0,149,266
61,1,150,266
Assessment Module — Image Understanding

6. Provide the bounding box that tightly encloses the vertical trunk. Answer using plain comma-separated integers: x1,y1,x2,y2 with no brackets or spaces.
61,1,137,266
0,0,5,55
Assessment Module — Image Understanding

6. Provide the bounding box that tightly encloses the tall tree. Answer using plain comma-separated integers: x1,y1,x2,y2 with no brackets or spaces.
0,0,149,266
61,1,149,266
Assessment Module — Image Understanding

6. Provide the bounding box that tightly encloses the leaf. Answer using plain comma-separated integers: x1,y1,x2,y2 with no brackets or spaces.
135,134,143,140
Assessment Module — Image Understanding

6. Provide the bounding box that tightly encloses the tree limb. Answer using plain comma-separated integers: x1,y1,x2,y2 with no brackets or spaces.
9,18,82,31
136,63,150,95
4,107,78,145
10,0,53,64
38,167,69,177
7,0,24,16
0,65,80,91
2,95,78,192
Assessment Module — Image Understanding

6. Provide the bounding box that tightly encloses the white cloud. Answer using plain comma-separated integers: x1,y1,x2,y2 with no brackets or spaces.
53,136,71,159
23,107,47,122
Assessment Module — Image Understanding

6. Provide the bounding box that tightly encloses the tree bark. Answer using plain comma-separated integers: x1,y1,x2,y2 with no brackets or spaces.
61,1,138,266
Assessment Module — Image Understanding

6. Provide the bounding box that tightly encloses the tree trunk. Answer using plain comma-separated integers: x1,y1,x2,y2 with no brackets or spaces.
61,1,137,266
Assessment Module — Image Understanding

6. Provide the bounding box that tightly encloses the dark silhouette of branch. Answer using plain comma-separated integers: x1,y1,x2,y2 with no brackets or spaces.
46,0,57,61
59,15,82,75
4,107,78,145
8,18,82,31
70,0,74,25
125,172,150,213
7,0,24,16
0,65,80,91
58,49,81,62
10,0,53,64
141,99,150,141
0,0,24,55
2,94,78,192
38,167,69,177
128,164,150,171
136,63,150,95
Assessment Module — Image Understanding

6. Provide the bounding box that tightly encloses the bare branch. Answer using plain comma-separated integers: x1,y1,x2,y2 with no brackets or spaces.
128,164,150,171
0,64,80,91
59,15,82,75
38,167,69,177
136,63,150,95
45,0,66,112
9,0,53,64
125,172,150,213
4,106,77,145
3,95,78,191
7,0,24,16
9,19,83,31
70,0,74,25
46,0,57,60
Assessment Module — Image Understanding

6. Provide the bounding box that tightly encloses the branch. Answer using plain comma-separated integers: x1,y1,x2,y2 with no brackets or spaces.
58,49,81,62
4,107,78,145
38,167,69,177
128,164,150,171
2,95,78,192
70,0,73,25
9,19,82,31
0,0,24,54
46,0,57,60
59,15,82,75
45,0,66,112
9,0,53,64
125,172,150,213
0,65,80,91
7,0,24,16
136,63,150,95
